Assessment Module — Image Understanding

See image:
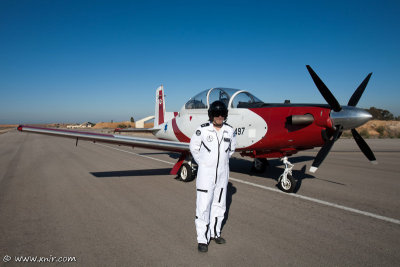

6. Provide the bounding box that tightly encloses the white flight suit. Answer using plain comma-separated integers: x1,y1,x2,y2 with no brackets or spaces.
190,122,236,244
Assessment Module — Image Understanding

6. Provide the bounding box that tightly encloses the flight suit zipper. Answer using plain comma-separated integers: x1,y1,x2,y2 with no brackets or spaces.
215,131,222,184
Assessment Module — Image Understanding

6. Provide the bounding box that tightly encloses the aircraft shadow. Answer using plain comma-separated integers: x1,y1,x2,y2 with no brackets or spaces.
229,156,316,193
138,152,180,159
91,168,172,178
230,156,315,178
230,155,346,192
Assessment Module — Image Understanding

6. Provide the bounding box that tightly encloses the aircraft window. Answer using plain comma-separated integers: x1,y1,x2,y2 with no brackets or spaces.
208,88,237,108
232,92,264,108
185,90,208,109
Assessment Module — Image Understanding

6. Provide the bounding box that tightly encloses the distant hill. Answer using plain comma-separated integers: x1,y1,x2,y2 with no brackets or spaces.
343,120,400,138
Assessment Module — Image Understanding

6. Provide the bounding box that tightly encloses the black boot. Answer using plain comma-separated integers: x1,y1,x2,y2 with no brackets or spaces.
214,237,226,244
198,243,208,252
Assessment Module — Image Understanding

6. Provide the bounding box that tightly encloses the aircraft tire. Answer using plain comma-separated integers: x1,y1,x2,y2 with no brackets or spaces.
278,174,296,193
179,163,195,182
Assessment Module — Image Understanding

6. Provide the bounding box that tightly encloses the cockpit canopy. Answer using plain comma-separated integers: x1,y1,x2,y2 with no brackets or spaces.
184,88,263,110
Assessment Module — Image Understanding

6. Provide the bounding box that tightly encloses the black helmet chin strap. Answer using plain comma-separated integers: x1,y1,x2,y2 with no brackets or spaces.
211,116,226,128
212,121,223,127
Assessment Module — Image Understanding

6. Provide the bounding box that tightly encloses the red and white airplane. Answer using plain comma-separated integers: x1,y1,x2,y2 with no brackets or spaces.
18,66,376,192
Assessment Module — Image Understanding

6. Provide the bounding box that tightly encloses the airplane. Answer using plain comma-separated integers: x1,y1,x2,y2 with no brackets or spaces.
17,65,377,193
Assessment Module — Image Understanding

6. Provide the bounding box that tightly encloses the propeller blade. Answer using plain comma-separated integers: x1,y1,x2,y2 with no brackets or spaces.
309,129,342,173
348,73,372,107
351,129,377,164
306,65,342,112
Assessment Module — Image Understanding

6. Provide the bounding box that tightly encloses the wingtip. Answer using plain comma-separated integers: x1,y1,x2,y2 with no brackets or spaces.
371,160,378,165
309,166,318,173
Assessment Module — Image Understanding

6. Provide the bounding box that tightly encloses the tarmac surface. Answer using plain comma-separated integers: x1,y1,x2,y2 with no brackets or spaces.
0,129,399,266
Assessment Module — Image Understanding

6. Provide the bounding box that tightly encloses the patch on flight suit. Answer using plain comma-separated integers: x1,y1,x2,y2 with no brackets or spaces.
196,130,201,136
201,123,210,127
206,135,213,142
224,138,230,142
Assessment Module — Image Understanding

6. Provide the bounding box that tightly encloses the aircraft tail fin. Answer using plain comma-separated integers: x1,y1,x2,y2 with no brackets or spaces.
154,85,166,127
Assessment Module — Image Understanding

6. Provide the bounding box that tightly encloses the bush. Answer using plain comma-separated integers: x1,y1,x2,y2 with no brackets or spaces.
117,124,127,129
359,129,370,139
376,126,385,138
386,126,400,139
341,130,352,138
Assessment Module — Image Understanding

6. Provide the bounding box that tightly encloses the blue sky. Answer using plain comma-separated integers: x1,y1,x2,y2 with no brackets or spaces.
1,0,399,124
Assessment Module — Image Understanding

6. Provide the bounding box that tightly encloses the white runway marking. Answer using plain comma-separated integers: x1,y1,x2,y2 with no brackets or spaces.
228,177,400,225
97,143,175,165
97,143,400,225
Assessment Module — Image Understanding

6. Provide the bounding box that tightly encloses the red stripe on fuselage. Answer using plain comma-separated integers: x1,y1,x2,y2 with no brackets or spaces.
171,118,190,143
158,90,164,125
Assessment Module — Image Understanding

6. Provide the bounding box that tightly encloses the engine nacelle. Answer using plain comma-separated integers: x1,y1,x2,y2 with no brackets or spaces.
287,114,314,125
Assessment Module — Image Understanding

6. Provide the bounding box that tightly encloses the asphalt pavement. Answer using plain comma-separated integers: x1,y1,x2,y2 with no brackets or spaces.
0,129,399,266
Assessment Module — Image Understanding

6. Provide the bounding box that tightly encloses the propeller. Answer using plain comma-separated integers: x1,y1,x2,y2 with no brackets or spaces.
306,66,377,173
306,65,342,112
348,73,372,107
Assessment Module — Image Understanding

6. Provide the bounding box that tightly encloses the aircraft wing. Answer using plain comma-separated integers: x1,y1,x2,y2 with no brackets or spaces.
114,127,160,133
17,125,189,152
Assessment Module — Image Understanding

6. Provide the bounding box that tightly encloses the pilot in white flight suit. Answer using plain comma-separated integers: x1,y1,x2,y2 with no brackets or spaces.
189,101,236,253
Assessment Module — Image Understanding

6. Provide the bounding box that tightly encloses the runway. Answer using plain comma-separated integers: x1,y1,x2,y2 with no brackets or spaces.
1,129,399,266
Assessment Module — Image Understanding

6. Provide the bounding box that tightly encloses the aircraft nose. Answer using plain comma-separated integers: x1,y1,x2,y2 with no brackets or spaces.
330,106,373,130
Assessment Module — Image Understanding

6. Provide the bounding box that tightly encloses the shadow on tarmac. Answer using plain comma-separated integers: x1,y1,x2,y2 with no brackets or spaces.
138,152,180,159
221,182,237,231
90,153,343,192
229,156,318,193
91,168,172,177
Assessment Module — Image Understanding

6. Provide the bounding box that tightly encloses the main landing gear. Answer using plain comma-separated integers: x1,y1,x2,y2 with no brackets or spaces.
179,160,197,182
169,152,197,182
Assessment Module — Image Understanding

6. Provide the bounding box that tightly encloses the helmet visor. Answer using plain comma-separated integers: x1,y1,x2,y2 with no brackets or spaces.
211,110,228,118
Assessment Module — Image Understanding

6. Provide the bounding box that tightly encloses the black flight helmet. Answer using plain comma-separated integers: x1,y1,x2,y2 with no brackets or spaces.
208,100,228,121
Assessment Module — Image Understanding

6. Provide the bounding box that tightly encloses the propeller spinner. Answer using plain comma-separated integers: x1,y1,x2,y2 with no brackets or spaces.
306,65,377,173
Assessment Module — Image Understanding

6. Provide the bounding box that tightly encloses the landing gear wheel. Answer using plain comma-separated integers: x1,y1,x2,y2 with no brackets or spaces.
278,174,296,193
179,163,195,182
251,158,268,173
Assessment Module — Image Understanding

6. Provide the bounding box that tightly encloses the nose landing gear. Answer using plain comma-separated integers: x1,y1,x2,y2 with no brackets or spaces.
277,157,296,193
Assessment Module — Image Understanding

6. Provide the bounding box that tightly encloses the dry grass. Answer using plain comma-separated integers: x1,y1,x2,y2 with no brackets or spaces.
342,120,400,138
357,120,400,138
0,124,18,128
93,121,135,129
